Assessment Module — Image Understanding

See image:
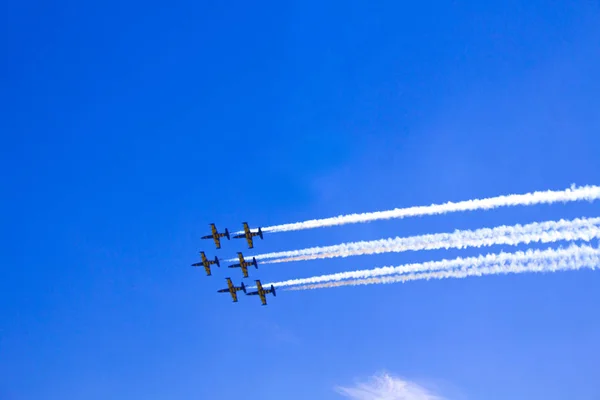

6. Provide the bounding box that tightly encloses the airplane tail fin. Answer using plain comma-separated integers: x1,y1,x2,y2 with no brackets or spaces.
225,228,230,240
258,227,263,239
214,257,220,267
252,257,258,268
241,282,247,293
271,285,276,297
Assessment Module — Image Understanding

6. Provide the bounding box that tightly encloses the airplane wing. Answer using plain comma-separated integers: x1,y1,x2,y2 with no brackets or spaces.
230,290,238,302
247,290,267,305
240,264,249,278
202,234,221,248
204,265,211,276
247,281,268,304
232,233,253,249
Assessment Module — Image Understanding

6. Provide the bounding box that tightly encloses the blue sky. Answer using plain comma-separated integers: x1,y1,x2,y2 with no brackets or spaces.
1,1,600,399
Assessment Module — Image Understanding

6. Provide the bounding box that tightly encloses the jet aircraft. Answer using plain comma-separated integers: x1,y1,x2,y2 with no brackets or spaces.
201,223,230,249
191,251,220,276
217,277,246,302
227,252,258,278
233,222,263,249
246,280,276,306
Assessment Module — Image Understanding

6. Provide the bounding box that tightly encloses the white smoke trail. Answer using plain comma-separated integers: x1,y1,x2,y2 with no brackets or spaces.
233,184,600,234
258,243,599,289
286,243,600,291
251,216,600,264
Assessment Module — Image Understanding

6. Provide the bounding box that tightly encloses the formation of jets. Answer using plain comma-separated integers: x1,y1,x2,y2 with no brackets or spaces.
193,222,276,306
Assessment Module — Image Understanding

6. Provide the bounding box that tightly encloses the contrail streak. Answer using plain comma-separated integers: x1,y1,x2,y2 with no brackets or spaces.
234,184,600,234
251,216,600,264
258,243,600,289
286,244,600,291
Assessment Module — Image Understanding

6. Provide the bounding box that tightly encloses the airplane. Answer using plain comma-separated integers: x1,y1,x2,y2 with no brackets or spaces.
227,252,258,278
246,280,276,306
191,251,220,276
201,223,230,249
217,277,246,302
232,222,263,249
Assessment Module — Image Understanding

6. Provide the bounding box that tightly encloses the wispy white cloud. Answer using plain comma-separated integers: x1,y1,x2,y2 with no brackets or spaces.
335,373,445,400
